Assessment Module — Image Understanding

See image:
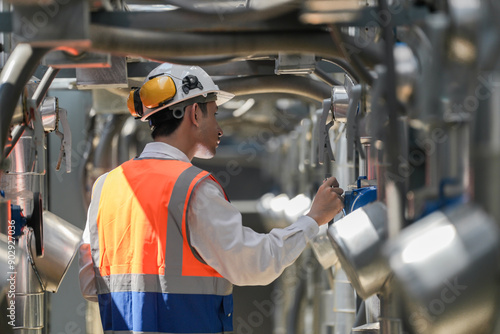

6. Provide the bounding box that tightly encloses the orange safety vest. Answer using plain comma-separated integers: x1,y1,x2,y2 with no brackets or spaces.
88,158,233,334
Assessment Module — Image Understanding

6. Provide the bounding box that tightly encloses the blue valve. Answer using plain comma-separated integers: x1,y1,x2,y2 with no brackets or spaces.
343,176,377,215
10,205,27,237
1,190,27,237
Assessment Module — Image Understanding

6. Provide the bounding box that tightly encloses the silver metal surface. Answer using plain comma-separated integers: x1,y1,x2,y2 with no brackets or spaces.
76,56,128,89
358,137,376,180
310,224,338,270
319,290,335,334
275,53,316,75
384,204,500,334
43,51,110,69
31,211,82,292
352,322,380,333
0,233,12,299
333,268,356,334
11,228,44,329
332,86,349,122
328,201,390,299
40,96,58,132
0,128,44,216
365,294,380,324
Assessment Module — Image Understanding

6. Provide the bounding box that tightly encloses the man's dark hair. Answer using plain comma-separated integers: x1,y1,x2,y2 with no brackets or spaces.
150,102,208,139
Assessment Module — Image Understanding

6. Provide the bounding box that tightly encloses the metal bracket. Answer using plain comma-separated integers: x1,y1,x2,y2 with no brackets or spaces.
317,98,335,164
346,84,363,163
54,108,71,173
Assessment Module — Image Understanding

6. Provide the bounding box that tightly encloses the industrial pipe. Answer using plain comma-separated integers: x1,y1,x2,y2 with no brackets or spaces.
162,0,297,15
216,75,331,103
0,44,47,167
88,25,381,69
32,67,60,109
88,25,342,59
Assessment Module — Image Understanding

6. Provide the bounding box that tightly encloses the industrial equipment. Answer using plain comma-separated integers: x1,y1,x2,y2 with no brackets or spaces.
1,0,500,333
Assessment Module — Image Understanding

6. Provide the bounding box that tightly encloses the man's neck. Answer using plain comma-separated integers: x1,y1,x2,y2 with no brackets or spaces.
154,135,195,161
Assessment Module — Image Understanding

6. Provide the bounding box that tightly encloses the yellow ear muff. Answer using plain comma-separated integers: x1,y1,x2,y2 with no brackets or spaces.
140,75,177,109
127,88,143,118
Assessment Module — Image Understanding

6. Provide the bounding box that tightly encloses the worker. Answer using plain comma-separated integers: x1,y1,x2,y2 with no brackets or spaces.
78,63,344,334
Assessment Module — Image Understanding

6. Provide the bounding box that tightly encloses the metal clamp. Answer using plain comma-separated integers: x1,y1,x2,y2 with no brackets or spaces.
54,108,72,173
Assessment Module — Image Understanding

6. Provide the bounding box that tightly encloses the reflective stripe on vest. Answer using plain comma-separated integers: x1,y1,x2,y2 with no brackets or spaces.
88,159,233,334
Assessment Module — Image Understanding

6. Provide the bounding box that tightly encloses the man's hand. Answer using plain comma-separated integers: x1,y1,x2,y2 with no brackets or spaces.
306,176,344,226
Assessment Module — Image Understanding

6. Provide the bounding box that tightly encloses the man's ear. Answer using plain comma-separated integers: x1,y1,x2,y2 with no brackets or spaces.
187,104,200,127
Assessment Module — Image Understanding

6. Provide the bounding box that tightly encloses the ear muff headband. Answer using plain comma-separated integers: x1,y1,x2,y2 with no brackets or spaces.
140,75,177,109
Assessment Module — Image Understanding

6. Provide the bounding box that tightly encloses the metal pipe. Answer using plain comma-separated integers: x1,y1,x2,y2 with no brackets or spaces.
3,124,26,159
313,67,342,86
9,227,44,331
88,25,342,59
162,0,298,15
216,75,331,102
328,25,375,85
378,285,402,334
473,71,500,225
0,44,47,167
93,114,128,176
88,25,381,70
32,67,60,109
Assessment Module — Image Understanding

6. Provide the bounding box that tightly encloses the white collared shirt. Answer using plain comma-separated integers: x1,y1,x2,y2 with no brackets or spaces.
79,142,319,298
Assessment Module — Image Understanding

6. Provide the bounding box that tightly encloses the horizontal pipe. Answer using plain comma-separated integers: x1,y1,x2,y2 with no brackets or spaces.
162,0,297,15
89,25,344,59
215,75,331,102
89,25,382,68
92,7,307,32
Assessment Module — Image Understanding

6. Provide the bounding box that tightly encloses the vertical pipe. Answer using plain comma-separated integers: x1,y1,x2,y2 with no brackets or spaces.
473,71,500,225
378,286,402,334
9,228,44,333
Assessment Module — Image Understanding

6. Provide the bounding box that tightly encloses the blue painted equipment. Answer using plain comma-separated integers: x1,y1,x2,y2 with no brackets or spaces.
343,177,377,215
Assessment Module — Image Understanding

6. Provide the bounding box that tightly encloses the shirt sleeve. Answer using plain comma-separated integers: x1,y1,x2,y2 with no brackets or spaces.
78,176,106,303
188,178,319,286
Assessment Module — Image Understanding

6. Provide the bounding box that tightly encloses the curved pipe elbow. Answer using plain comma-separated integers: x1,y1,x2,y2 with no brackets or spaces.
0,44,48,165
215,75,332,102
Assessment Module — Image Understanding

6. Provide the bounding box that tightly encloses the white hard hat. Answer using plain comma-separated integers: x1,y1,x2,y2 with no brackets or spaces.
127,63,234,121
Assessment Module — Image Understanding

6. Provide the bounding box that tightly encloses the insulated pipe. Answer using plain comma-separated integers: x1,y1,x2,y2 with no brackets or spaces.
93,7,306,32
162,0,298,15
88,25,342,59
88,25,381,68
32,67,60,109
216,75,331,102
93,114,129,174
0,44,48,167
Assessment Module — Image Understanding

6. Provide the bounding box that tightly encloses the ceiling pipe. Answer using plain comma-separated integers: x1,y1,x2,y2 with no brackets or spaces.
0,44,48,167
215,75,331,103
88,25,382,69
95,7,307,32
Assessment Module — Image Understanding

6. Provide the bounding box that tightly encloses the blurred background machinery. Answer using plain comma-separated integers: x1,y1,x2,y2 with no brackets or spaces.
1,0,500,333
